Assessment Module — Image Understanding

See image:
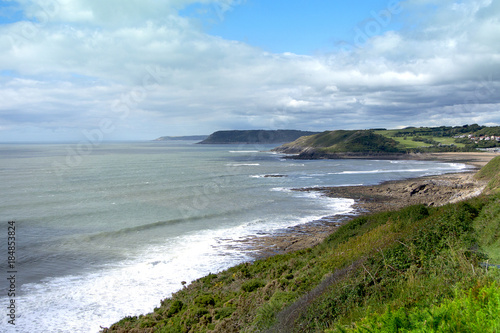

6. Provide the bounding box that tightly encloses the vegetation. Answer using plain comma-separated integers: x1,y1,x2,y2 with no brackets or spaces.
103,156,500,333
475,156,500,193
332,282,500,332
375,124,500,152
277,130,404,155
382,124,486,138
275,125,500,157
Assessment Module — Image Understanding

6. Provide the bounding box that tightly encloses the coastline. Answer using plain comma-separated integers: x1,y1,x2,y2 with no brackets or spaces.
101,150,500,332
239,152,498,258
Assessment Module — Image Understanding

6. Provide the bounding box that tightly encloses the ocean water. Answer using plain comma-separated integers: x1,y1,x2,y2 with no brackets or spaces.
0,141,471,332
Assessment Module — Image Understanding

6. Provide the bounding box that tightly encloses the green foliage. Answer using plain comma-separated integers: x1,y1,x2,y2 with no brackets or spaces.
293,198,489,332
194,294,216,307
475,156,500,193
332,282,500,333
475,156,500,181
412,135,440,145
192,307,209,318
412,202,479,257
474,195,500,263
214,307,235,320
388,124,484,138
475,126,500,137
320,130,403,153
252,291,298,330
376,124,500,151
282,130,404,154
278,125,500,155
166,300,184,317
241,279,266,292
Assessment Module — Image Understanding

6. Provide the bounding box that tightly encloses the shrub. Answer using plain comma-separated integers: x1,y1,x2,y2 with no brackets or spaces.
332,282,500,333
194,294,215,307
166,300,183,317
241,279,265,292
214,307,235,320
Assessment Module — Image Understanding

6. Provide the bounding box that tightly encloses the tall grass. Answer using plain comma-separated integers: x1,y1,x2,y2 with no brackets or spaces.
333,281,500,333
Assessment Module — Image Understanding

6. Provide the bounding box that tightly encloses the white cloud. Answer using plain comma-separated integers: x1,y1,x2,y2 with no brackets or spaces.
0,0,499,141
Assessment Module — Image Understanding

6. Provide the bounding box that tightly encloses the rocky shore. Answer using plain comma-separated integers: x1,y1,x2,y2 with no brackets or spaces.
236,153,498,258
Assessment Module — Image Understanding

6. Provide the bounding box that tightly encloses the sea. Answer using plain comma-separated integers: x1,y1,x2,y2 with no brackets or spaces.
0,141,471,332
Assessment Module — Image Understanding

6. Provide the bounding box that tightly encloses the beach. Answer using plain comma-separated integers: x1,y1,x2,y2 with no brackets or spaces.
240,152,498,257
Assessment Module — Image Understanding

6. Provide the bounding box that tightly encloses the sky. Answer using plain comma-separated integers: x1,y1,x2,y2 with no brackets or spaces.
0,0,499,142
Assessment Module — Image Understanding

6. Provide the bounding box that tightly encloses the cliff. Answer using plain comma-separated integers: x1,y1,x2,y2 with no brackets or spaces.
198,130,320,144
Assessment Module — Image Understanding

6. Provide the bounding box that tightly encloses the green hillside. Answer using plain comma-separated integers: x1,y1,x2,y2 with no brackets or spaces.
475,156,500,194
375,125,500,151
102,157,500,333
273,125,500,157
276,130,404,155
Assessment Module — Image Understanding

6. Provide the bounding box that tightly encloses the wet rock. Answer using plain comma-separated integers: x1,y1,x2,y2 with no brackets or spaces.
410,184,427,196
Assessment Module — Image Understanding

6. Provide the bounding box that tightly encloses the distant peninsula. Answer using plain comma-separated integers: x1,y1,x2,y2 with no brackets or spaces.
198,130,320,144
154,135,209,141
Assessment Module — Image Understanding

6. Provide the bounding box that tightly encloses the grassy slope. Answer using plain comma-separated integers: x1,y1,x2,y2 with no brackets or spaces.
474,156,500,263
277,125,500,154
475,155,500,193
280,130,404,154
103,158,500,333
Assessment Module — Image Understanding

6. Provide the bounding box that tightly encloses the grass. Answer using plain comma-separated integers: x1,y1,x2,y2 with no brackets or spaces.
476,156,500,193
331,281,500,333
475,201,500,264
433,136,467,147
375,130,467,149
390,136,433,148
102,156,500,333
280,127,498,155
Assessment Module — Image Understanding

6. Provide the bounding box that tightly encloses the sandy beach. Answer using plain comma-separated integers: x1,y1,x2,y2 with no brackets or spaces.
416,152,499,167
240,152,499,258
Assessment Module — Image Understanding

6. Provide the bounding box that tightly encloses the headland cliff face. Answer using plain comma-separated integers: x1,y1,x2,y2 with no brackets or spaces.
198,130,320,144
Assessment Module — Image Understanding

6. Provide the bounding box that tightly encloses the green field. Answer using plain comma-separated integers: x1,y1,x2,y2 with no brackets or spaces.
375,130,467,149
390,136,433,148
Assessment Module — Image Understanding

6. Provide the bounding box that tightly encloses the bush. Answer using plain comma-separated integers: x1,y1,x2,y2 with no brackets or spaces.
194,294,215,307
166,300,183,317
332,282,500,332
193,307,209,318
241,279,265,292
214,307,235,320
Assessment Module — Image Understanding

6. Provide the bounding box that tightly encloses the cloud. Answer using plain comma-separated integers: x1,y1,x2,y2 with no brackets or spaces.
0,0,499,141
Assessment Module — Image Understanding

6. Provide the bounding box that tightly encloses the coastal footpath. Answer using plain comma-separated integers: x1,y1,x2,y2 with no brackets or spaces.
102,153,500,333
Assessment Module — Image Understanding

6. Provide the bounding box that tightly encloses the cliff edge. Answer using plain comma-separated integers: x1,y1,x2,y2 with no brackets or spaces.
198,130,320,144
